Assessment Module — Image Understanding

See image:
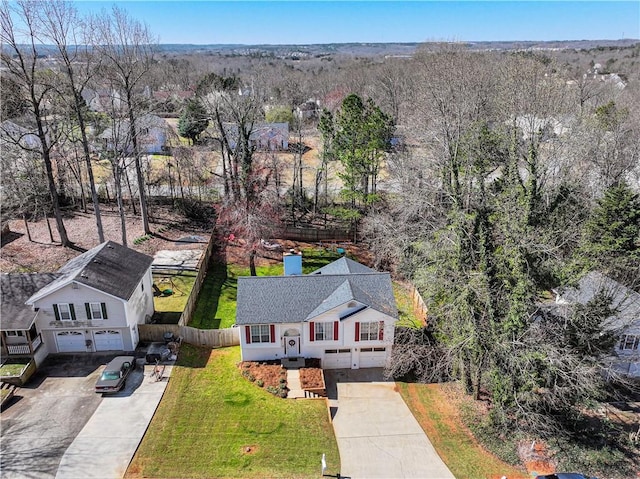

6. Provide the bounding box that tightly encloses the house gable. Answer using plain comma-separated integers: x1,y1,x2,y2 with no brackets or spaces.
236,272,397,326
27,241,153,304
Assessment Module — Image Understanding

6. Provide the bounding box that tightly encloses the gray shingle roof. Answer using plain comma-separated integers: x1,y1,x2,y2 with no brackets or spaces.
1,273,60,330
27,241,153,303
312,256,376,275
236,258,397,325
555,272,640,331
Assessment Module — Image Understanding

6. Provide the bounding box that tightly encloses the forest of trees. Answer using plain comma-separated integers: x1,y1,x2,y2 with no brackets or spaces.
2,1,639,475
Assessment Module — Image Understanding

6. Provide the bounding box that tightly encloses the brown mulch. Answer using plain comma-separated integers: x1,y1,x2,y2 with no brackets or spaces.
0,206,210,273
239,361,287,389
223,238,375,270
299,367,324,389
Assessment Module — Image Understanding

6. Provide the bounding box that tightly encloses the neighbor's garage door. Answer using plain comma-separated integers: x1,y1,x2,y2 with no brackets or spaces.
360,347,388,368
55,331,86,352
323,349,352,369
94,330,124,351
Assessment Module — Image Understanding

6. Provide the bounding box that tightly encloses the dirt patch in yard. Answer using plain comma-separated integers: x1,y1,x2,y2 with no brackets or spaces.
0,206,211,273
222,239,375,269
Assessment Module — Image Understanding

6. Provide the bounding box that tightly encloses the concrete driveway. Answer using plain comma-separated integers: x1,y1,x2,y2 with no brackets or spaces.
324,369,454,479
1,353,171,479
1,355,107,479
55,360,172,479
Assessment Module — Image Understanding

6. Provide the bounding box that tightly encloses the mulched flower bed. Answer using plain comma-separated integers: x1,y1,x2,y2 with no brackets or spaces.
239,361,287,390
299,367,324,389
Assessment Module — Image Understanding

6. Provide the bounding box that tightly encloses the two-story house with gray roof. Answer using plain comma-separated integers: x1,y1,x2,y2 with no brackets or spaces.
19,241,154,355
235,254,398,369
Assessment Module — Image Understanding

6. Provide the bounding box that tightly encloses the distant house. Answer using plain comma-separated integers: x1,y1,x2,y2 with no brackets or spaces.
20,241,155,355
0,120,41,150
553,272,640,377
81,87,124,113
99,114,168,155
236,254,398,369
514,115,573,141
222,122,289,151
295,100,320,121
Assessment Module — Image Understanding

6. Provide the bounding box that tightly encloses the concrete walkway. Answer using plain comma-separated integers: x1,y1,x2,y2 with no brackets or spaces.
286,369,306,399
325,369,455,479
55,360,173,479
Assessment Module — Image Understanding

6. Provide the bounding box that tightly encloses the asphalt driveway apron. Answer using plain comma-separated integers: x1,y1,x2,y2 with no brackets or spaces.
325,369,454,479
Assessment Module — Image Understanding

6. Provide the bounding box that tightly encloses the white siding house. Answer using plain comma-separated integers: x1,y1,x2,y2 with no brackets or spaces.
25,241,154,354
554,272,640,377
236,256,398,369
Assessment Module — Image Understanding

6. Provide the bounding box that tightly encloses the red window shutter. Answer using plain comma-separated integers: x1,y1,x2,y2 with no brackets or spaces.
245,326,251,344
334,321,339,341
355,322,360,342
270,324,275,343
379,321,384,341
309,322,315,342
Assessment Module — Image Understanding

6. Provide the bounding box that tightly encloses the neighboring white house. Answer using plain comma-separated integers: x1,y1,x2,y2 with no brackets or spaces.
554,271,640,377
24,241,154,354
98,114,168,155
235,254,398,369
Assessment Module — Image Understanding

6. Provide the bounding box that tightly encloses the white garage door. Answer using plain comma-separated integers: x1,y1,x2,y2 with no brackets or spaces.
323,349,352,369
94,330,124,351
56,331,86,353
360,347,388,368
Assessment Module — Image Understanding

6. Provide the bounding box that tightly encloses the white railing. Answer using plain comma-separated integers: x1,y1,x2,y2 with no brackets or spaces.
6,334,42,356
7,344,30,355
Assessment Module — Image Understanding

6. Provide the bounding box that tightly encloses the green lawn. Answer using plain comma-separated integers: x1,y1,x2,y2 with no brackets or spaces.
189,248,343,330
392,282,426,328
0,361,29,377
128,345,340,478
152,271,198,324
397,382,528,479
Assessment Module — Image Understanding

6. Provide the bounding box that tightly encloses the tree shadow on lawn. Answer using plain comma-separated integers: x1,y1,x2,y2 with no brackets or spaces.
189,258,232,329
152,312,182,324
176,344,211,368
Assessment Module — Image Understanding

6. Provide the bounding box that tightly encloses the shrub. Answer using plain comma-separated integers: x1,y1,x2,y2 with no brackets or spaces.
279,377,287,384
248,374,255,382
256,380,264,387
266,386,279,395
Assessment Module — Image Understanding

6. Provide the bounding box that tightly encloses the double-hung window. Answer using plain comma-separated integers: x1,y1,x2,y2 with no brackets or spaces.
250,325,271,343
314,322,334,341
620,334,639,351
86,302,106,320
54,303,75,321
359,321,381,341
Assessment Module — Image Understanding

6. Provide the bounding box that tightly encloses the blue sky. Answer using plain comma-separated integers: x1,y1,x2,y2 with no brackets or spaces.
74,1,640,45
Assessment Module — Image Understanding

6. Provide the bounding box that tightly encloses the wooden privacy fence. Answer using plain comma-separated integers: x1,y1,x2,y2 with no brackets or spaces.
405,282,428,326
280,226,354,242
177,230,217,327
138,324,240,348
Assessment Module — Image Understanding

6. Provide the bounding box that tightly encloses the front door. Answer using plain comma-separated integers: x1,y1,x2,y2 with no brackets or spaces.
285,336,300,358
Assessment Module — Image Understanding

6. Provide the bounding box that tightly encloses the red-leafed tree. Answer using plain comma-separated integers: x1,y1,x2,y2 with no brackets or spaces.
217,160,283,276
